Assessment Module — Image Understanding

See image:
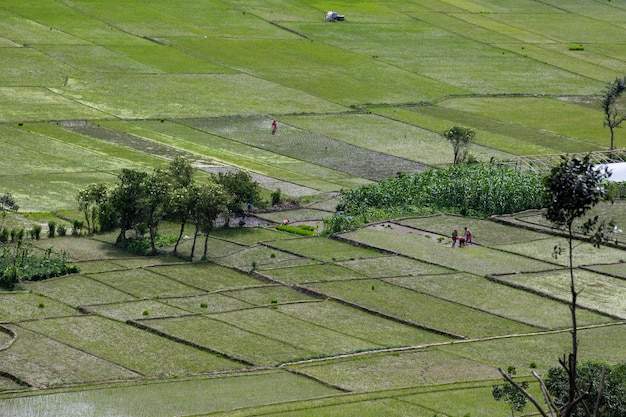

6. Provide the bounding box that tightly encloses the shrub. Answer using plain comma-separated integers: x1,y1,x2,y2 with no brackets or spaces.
57,225,67,237
47,221,56,238
0,242,79,290
271,188,282,206
0,228,8,243
33,225,42,240
72,219,84,236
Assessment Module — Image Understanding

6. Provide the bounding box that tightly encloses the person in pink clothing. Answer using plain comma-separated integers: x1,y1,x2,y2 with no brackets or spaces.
271,120,277,135
464,227,473,245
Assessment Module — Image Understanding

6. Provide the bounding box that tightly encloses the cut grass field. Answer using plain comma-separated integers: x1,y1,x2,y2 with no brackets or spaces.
2,1,626,416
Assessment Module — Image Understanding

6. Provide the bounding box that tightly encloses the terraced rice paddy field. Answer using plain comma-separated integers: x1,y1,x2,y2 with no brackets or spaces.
1,0,626,416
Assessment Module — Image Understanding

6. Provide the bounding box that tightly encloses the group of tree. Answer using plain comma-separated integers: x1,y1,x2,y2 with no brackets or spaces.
77,157,263,259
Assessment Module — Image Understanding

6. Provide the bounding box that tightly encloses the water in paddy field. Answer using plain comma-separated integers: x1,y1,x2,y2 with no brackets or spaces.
0,379,229,417
0,371,338,417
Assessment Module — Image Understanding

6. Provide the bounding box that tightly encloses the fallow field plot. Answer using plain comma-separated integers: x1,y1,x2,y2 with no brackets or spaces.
51,73,347,120
19,315,243,377
142,315,314,366
398,214,553,246
0,87,107,123
281,113,512,168
288,348,500,392
437,96,615,149
220,285,319,306
110,119,363,192
261,263,368,285
0,292,78,323
276,299,451,348
493,269,626,319
386,272,614,330
493,236,626,268
84,299,193,322
0,370,341,417
26,275,137,308
212,308,385,358
214,245,306,270
170,37,462,106
436,323,626,374
340,224,558,276
267,236,384,263
302,278,540,339
0,325,140,388
160,293,254,315
148,263,270,292
181,116,428,181
87,269,202,299
338,255,453,278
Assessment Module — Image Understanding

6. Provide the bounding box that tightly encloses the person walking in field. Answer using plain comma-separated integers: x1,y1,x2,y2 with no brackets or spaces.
464,227,473,245
271,120,277,135
451,228,458,247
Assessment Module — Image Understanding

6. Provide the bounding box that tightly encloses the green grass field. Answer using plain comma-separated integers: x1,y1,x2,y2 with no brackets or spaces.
2,1,626,416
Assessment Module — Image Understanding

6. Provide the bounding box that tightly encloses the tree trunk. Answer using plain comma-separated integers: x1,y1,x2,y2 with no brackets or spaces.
190,223,199,260
173,221,186,254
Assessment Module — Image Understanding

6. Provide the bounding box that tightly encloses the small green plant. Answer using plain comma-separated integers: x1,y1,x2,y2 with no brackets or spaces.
38,302,45,309
270,299,278,304
271,188,282,206
529,362,537,369
47,221,56,238
57,225,67,237
33,225,42,240
142,310,149,316
200,302,208,308
72,220,83,236
0,228,8,243
568,44,584,51
270,252,276,258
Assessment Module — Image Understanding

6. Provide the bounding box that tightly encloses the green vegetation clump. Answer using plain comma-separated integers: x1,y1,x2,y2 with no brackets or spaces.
326,163,543,233
0,241,79,290
276,224,317,236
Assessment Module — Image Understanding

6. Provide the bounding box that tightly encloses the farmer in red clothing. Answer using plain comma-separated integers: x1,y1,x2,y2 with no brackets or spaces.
271,120,277,135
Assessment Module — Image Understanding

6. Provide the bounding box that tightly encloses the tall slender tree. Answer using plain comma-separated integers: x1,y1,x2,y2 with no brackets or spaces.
602,76,626,151
443,126,475,165
499,155,614,417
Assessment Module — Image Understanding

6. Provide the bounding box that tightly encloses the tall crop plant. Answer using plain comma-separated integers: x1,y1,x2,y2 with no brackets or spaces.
337,163,543,220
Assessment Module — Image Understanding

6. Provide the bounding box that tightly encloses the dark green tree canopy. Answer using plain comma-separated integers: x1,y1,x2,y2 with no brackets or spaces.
543,155,610,229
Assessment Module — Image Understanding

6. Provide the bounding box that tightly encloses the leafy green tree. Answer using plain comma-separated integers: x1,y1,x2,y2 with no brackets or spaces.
167,156,194,188
493,379,529,417
546,361,626,417
169,185,196,256
602,76,626,151
189,182,230,260
109,169,149,247
443,126,475,165
0,193,19,233
141,169,172,255
499,155,614,417
214,170,261,217
76,183,108,233
165,157,196,255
